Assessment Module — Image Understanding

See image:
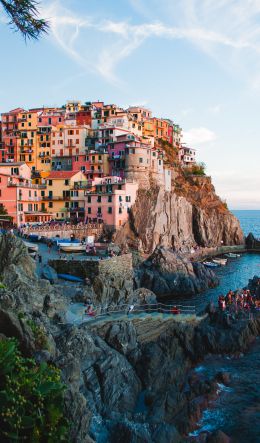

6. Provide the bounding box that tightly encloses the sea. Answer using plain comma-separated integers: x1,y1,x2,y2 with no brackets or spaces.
189,210,260,442
232,209,260,239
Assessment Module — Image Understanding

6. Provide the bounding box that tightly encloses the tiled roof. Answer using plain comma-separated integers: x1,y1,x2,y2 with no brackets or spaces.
47,171,85,179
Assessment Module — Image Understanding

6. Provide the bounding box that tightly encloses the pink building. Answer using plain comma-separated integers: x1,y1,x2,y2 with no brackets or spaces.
84,176,138,229
38,109,65,127
0,162,50,225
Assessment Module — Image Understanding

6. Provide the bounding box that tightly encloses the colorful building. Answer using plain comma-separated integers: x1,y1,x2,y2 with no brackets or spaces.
43,170,87,220
0,162,50,225
84,176,138,229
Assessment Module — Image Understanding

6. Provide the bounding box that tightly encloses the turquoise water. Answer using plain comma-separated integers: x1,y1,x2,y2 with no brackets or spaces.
232,209,260,238
174,210,260,309
190,210,260,442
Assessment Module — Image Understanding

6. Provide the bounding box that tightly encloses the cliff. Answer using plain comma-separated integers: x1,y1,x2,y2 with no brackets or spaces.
115,173,244,254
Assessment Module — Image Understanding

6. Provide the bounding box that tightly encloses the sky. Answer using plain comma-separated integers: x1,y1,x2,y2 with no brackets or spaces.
0,0,260,209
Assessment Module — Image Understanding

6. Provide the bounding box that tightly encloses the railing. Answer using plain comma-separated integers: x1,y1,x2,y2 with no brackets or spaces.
22,223,103,232
79,302,196,323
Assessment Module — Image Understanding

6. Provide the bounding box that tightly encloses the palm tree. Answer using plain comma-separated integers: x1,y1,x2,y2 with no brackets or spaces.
0,0,48,40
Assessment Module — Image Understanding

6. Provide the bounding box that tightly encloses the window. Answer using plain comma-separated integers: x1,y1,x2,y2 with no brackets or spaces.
39,117,42,123
87,207,91,214
97,207,102,214
97,196,101,203
48,118,52,124
49,202,53,208
108,207,112,214
119,207,122,214
108,195,112,202
48,180,52,185
126,196,131,202
139,158,143,163
119,196,123,202
76,139,79,144
28,122,31,127
28,204,33,211
65,202,69,208
65,179,69,186
87,196,91,203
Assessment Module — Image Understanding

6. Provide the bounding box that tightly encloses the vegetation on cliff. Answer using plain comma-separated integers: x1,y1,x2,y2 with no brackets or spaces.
0,338,69,442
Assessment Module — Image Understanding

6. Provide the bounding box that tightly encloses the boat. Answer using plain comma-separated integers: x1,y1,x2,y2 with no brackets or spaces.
57,273,84,283
212,258,227,266
23,241,39,252
224,253,241,258
55,238,80,246
203,261,219,268
28,234,41,242
28,251,37,259
60,244,86,252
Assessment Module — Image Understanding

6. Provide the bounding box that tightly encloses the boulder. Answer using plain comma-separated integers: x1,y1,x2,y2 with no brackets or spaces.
206,430,231,443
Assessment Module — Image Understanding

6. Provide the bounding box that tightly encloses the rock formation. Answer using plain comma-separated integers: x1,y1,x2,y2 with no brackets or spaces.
135,246,219,297
115,175,244,254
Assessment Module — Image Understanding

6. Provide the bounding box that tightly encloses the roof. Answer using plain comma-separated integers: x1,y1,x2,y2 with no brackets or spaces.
46,171,86,179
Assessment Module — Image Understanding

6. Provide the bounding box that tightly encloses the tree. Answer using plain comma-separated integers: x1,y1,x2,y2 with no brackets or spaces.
0,204,8,215
0,0,49,40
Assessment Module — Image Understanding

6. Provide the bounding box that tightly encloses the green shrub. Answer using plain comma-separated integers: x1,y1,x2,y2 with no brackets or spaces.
0,338,69,442
26,319,48,350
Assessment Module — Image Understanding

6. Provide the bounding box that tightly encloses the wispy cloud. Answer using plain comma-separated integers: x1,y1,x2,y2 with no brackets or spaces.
42,0,260,86
183,127,216,146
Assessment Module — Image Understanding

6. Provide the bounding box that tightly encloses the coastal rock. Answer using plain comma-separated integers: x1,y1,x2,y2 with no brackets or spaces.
206,430,231,443
115,177,244,254
136,247,219,297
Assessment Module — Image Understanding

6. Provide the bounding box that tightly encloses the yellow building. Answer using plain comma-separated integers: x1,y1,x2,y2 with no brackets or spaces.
17,110,39,171
43,170,87,220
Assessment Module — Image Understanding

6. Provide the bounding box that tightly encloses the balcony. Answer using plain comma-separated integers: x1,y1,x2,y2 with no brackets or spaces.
68,207,85,212
41,196,70,201
28,196,41,202
7,181,46,189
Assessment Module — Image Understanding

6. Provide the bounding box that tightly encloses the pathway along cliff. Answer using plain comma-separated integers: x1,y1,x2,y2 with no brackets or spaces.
0,234,260,442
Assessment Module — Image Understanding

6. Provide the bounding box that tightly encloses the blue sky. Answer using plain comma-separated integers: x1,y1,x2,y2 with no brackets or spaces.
0,0,259,209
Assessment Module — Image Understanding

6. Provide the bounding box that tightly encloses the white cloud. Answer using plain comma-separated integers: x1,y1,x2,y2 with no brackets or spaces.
183,127,217,146
42,0,260,86
208,104,222,113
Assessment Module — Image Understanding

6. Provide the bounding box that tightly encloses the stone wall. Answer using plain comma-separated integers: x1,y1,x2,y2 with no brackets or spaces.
49,254,133,282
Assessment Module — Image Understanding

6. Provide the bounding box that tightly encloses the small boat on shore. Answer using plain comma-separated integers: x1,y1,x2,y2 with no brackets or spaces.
57,273,84,283
23,241,38,252
224,253,241,258
203,261,219,268
60,244,86,252
212,258,227,266
28,234,41,242
55,238,80,246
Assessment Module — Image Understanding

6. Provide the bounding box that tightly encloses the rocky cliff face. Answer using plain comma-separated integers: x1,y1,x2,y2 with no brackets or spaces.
135,246,219,298
115,175,244,254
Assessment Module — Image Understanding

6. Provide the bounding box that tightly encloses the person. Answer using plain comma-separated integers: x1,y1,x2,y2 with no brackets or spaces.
47,242,51,254
171,306,180,315
127,304,135,315
85,277,91,286
85,305,95,317
38,254,42,264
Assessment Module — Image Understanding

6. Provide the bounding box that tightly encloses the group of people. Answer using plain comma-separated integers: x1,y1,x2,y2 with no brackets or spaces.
218,288,260,314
